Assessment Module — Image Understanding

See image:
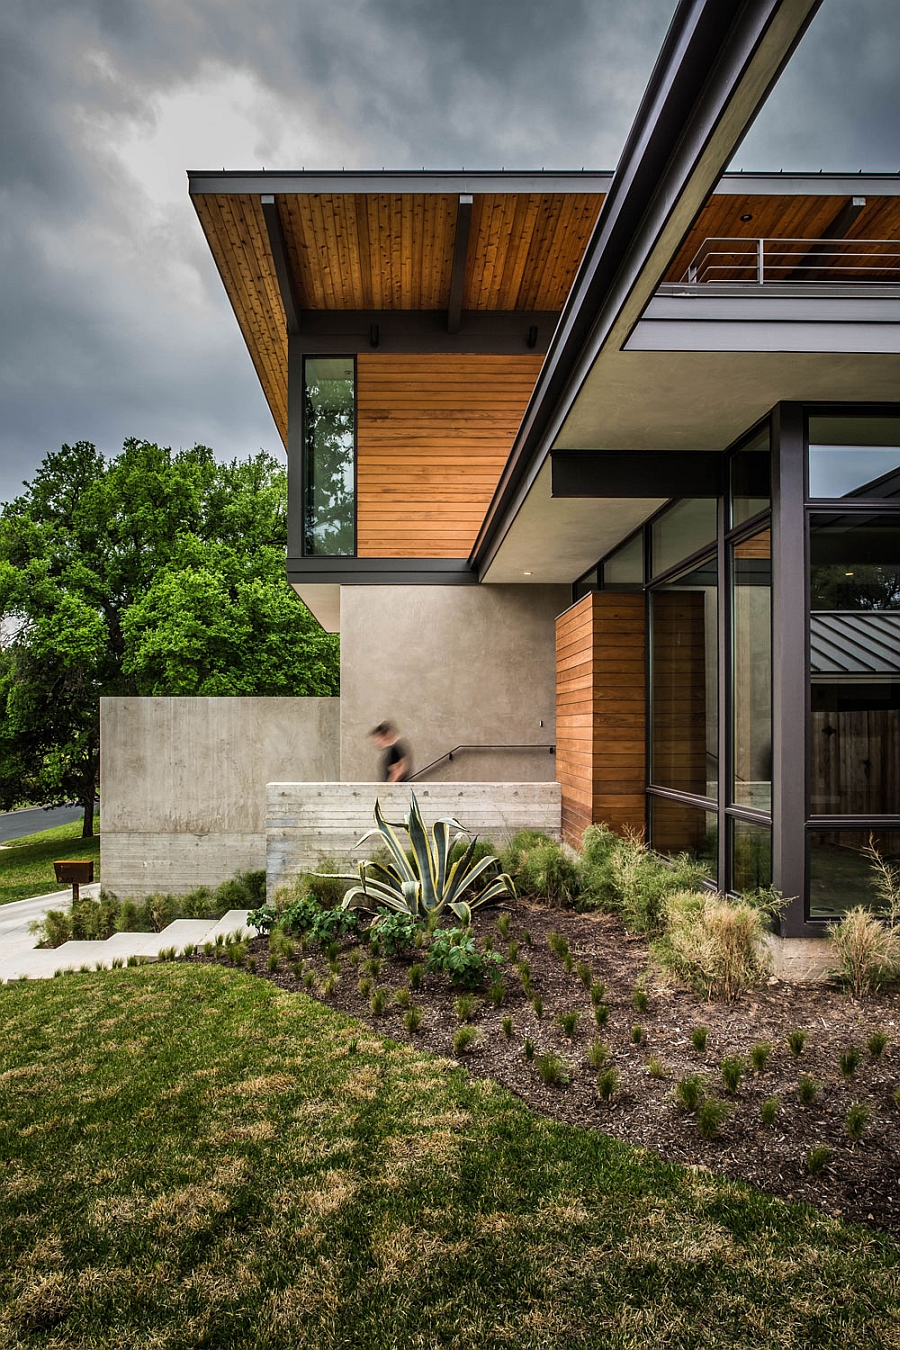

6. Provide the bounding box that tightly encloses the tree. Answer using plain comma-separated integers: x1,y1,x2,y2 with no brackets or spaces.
0,440,339,836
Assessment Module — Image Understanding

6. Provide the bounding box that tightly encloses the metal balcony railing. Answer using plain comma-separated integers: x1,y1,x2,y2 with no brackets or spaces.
681,236,900,285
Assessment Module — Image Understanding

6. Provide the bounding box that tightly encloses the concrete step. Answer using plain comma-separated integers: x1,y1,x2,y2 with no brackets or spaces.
199,910,253,944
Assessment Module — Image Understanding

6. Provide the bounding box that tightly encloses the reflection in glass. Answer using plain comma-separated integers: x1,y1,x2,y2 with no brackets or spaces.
809,829,900,919
808,416,900,500
732,530,772,811
573,569,599,601
603,533,644,590
651,556,718,799
809,515,900,815
730,818,771,894
304,357,356,556
650,796,717,881
651,498,717,577
730,426,771,526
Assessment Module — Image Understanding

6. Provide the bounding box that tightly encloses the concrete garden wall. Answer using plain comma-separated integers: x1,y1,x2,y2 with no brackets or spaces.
101,697,340,897
266,780,562,897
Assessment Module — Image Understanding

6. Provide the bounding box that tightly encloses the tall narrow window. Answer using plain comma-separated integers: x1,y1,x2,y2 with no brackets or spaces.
651,555,718,800
303,357,356,556
731,529,772,811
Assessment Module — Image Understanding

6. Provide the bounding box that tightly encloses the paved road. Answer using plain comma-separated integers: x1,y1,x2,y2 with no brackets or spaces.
0,804,84,845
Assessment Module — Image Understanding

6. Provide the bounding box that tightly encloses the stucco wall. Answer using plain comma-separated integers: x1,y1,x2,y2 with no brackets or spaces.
339,584,569,782
101,697,340,897
267,780,562,895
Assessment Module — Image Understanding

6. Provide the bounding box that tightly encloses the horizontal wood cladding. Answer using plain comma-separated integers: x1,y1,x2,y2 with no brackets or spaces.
665,194,900,283
356,353,544,557
556,594,647,846
193,193,288,444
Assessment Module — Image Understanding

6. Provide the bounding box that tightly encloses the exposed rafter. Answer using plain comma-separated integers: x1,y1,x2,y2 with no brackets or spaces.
788,195,867,281
447,194,473,334
261,195,303,334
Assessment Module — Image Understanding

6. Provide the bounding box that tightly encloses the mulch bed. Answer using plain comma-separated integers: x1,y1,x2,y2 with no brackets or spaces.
194,902,900,1237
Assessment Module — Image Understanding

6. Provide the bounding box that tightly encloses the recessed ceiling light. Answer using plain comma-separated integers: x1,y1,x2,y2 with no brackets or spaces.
523,571,533,576
740,213,753,222
845,571,855,576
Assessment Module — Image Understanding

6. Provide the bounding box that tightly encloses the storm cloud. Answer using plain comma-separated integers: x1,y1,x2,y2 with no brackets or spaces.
1,0,898,502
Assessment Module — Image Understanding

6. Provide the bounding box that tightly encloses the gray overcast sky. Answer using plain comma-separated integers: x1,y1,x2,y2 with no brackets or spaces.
1,0,898,505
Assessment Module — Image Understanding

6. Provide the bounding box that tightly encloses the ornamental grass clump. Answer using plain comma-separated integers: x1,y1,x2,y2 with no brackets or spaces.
453,994,477,1023
453,1025,479,1055
596,1067,619,1101
404,1006,423,1033
760,1095,780,1127
672,1074,706,1113
408,963,424,990
720,1056,745,1095
691,1026,709,1053
488,979,505,1008
787,1028,808,1057
593,1003,610,1028
653,890,770,1002
845,1102,871,1141
631,1025,644,1045
646,1055,667,1080
807,1145,831,1177
631,981,649,1013
867,1029,889,1059
575,962,592,991
501,1015,513,1039
557,1009,581,1039
587,1039,609,1069
750,1041,774,1074
798,1074,821,1106
589,980,607,1007
523,1037,535,1062
495,912,511,940
392,987,411,1010
369,988,387,1016
510,836,581,908
697,1097,731,1140
839,1046,861,1078
829,906,900,998
535,1052,570,1087
548,931,570,961
531,993,544,1021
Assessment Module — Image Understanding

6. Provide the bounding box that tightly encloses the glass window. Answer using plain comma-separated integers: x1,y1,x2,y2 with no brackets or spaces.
650,797,717,881
732,529,772,811
809,829,900,919
603,533,644,590
651,499,717,577
808,415,900,500
573,568,599,601
303,356,356,556
730,818,772,894
809,514,900,815
730,426,770,526
651,556,718,799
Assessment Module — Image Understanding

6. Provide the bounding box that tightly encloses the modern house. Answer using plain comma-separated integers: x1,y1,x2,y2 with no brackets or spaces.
183,0,899,942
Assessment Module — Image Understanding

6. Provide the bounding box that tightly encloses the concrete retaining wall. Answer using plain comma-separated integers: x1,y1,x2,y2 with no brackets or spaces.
101,697,340,897
764,934,834,983
266,780,562,896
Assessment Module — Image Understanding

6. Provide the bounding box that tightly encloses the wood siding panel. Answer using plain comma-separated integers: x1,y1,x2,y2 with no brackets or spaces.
555,594,647,846
356,353,543,557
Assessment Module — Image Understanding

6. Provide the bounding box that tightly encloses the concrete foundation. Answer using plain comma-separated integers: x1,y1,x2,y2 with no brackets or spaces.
764,933,834,982
101,697,340,897
338,584,569,783
266,780,562,896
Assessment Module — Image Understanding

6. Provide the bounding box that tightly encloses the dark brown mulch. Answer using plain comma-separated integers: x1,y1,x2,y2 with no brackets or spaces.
193,903,900,1237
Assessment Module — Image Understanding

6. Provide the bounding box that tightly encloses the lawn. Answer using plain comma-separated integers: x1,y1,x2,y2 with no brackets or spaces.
0,816,100,905
1,965,898,1348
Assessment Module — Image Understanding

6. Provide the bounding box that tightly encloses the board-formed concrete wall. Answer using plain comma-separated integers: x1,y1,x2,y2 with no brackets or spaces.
101,697,340,897
266,780,562,896
338,584,570,783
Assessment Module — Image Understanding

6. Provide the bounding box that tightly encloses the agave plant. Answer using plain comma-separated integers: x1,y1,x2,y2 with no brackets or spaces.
321,792,515,923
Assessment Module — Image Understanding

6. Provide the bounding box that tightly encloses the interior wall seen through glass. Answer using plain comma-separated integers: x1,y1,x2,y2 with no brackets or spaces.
808,415,900,500
651,498,717,577
602,532,644,589
808,829,900,919
809,514,900,815
730,818,772,894
303,357,356,556
730,426,771,526
649,796,718,882
732,529,772,812
651,556,718,800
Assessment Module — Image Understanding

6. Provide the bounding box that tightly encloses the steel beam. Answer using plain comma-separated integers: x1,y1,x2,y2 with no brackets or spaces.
286,557,476,586
787,195,868,281
447,195,473,334
261,195,302,334
551,449,724,497
278,308,558,355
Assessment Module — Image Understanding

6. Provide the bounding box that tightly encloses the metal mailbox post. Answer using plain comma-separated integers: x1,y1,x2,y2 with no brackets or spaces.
53,859,94,904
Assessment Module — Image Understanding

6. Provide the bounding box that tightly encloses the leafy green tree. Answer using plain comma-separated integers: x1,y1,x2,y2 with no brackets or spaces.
0,440,339,836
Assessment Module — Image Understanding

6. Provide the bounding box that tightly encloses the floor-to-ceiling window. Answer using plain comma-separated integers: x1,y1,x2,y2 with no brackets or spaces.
303,356,356,556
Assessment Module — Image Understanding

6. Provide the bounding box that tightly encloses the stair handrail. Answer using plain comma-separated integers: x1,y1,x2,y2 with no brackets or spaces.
408,743,555,782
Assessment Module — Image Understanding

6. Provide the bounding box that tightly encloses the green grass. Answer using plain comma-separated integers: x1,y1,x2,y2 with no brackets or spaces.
0,815,100,906
0,967,898,1348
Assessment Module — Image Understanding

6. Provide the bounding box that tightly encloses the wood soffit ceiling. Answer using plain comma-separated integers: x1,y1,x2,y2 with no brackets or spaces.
192,189,900,446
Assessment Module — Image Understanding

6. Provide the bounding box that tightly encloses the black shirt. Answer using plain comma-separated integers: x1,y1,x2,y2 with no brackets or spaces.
382,740,411,782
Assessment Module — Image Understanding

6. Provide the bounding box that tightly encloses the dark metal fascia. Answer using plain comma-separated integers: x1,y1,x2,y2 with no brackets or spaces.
551,449,724,498
283,308,559,354
447,195,474,334
261,195,302,334
468,0,824,581
187,169,614,196
715,171,900,196
286,558,476,585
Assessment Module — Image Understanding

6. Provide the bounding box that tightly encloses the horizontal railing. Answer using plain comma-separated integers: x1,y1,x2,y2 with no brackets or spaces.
408,743,555,782
681,236,900,285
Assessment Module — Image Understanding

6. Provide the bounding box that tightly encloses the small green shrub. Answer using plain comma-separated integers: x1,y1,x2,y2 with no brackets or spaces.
370,911,421,957
653,890,770,1001
364,956,383,978
408,963,424,990
404,1006,423,1033
807,1146,831,1176
557,1009,581,1038
501,1015,513,1039
562,952,574,974
760,1095,780,1127
248,903,278,935
646,1055,667,1080
535,1052,570,1087
673,1074,706,1112
596,1067,619,1101
548,931,570,960
798,1074,821,1106
589,980,607,1007
531,994,544,1020
426,928,503,989
454,1025,479,1055
610,836,709,935
495,912,511,940
593,1003,610,1028
577,823,620,912
697,1097,731,1139
750,1041,773,1074
828,906,900,998
631,1025,644,1045
503,831,580,907
393,987,411,1010
587,1039,609,1069
575,962,592,990
267,953,280,973
454,994,477,1023
845,1102,871,1140
516,960,533,996
303,970,315,990
867,1029,889,1059
787,1028,807,1057
720,1055,744,1095
358,976,373,997
370,988,387,1015
691,1026,709,1052
631,983,649,1013
839,1046,860,1078
488,979,505,1008
521,929,532,946
321,973,338,997
506,940,520,964
523,1037,535,1062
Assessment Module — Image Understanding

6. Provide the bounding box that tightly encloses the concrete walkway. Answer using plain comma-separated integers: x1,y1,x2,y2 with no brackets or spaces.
0,887,251,982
